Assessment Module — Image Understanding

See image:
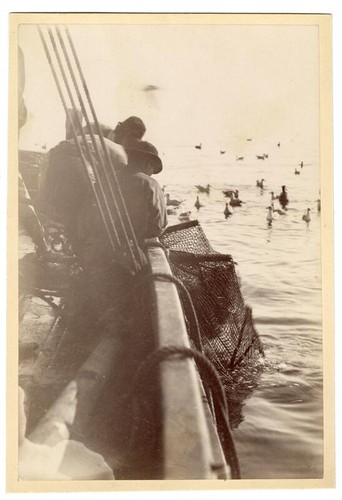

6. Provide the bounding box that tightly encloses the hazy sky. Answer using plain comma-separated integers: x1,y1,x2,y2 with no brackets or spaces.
18,22,320,153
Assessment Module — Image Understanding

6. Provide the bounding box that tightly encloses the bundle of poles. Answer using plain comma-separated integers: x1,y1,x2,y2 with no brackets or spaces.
37,25,144,274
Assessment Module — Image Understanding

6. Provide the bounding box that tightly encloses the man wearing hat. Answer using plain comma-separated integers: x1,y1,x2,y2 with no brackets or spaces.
40,114,160,258
35,124,168,411
72,135,166,273
118,136,167,244
67,136,167,338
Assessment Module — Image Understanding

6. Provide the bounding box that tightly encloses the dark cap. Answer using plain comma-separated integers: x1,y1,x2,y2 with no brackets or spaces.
114,116,146,141
123,137,163,174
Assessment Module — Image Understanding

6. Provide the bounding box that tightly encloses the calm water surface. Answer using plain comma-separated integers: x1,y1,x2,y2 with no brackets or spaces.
157,143,323,479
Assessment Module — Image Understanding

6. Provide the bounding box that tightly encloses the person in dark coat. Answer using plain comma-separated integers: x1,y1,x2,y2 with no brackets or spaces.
118,136,167,244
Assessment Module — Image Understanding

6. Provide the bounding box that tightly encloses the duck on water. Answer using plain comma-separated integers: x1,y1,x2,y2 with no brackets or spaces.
165,193,185,206
223,189,239,198
228,193,244,207
178,211,192,221
256,179,265,189
302,208,311,224
195,184,211,194
224,202,234,219
194,196,204,210
266,206,277,226
278,185,289,210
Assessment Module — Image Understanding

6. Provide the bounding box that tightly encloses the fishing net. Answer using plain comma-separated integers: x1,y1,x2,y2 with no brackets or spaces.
160,220,264,420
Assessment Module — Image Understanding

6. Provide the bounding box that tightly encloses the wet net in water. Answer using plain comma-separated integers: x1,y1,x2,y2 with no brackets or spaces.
160,221,264,426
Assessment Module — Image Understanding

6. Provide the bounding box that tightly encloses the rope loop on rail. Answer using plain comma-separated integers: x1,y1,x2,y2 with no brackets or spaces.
124,344,241,479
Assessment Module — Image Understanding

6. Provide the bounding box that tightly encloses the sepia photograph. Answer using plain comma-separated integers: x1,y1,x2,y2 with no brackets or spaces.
7,11,334,493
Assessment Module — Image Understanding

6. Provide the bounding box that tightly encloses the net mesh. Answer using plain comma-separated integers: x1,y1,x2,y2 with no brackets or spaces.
160,220,264,379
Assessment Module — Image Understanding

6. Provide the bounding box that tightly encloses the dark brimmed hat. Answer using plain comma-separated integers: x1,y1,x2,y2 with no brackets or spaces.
123,137,163,174
115,116,146,140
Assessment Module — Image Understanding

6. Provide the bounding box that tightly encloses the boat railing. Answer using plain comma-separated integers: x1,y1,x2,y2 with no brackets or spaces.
145,238,230,479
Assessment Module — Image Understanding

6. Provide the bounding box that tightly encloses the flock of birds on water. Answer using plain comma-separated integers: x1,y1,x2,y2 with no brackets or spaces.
193,137,282,160
163,158,321,228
